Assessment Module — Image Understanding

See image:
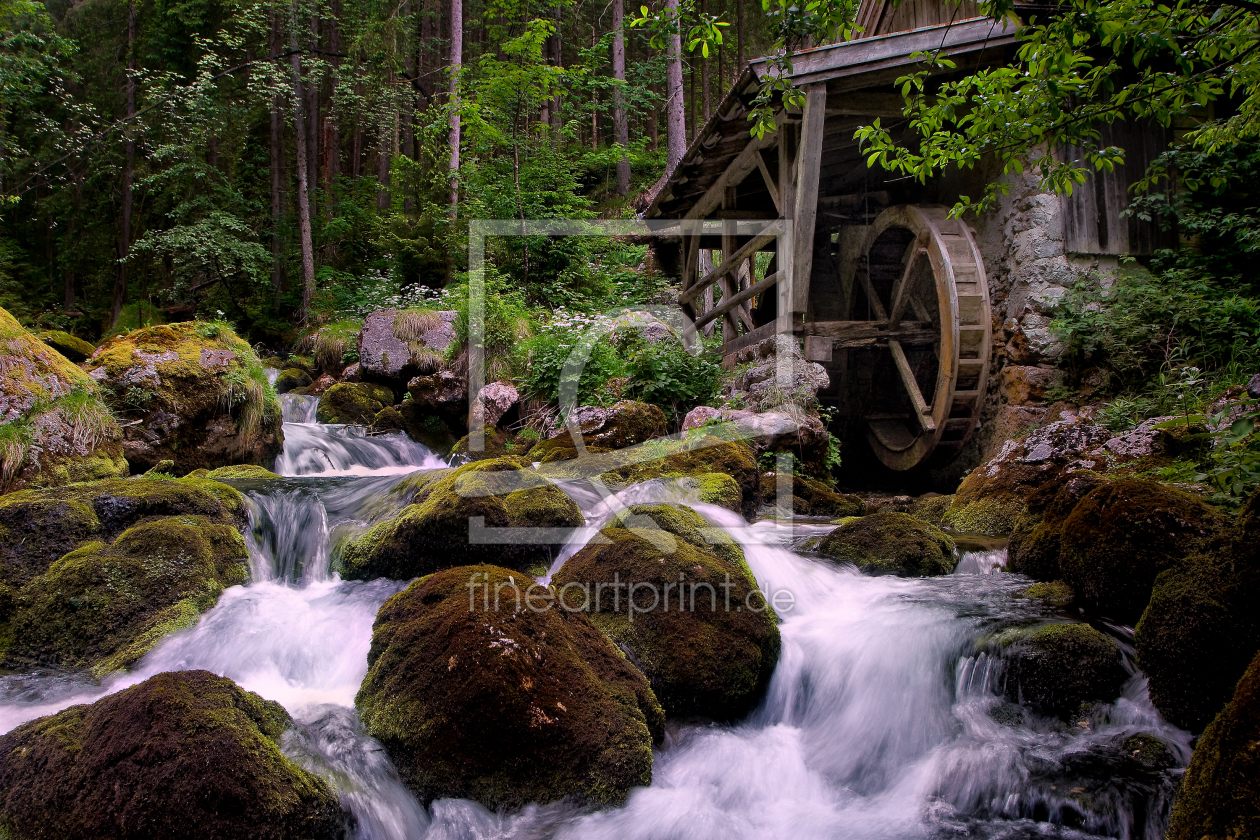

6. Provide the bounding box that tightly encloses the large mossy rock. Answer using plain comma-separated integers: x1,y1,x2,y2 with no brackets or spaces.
356,565,664,809
0,670,345,840
1136,489,1260,731
337,458,583,580
541,400,668,450
758,471,865,517
1006,470,1110,581
594,434,760,519
818,511,956,576
552,503,780,720
988,623,1127,717
0,476,248,673
315,382,394,425
1055,480,1225,624
35,330,95,363
86,321,283,474
0,307,126,492
274,367,312,394
1167,651,1260,840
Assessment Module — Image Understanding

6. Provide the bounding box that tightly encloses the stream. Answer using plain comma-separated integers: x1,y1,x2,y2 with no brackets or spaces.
0,394,1192,840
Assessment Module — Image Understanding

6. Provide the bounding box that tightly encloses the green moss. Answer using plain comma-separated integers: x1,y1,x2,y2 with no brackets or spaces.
759,472,865,518
940,497,1026,536
818,511,956,576
372,406,406,432
5,515,249,674
451,425,518,462
35,330,95,363
204,464,282,480
1167,651,1260,840
399,403,458,454
316,382,391,425
910,494,954,526
554,503,779,719
1005,470,1110,581
986,623,1127,717
355,565,662,810
0,670,344,840
274,367,313,394
1122,733,1175,770
1057,479,1226,624
337,458,583,580
599,434,760,518
683,472,742,512
1016,581,1075,608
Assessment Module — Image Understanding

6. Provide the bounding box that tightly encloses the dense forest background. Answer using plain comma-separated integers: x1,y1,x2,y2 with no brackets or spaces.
0,0,774,343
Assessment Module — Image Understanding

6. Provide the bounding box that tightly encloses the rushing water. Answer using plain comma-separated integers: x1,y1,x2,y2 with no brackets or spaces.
0,402,1192,840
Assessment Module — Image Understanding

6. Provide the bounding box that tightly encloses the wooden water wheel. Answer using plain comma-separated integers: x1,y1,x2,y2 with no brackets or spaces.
845,204,991,470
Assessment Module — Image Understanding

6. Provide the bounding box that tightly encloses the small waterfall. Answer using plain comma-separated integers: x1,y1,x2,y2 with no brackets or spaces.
954,549,1008,575
282,393,320,423
275,393,445,477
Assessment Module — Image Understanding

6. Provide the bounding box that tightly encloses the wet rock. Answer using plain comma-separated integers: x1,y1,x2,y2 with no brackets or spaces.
450,425,528,462
35,329,95,363
6,514,249,674
398,402,459,455
0,670,345,840
315,382,394,425
274,367,312,394
819,511,955,577
553,504,779,720
1006,470,1110,581
337,458,583,580
357,308,455,386
1016,581,1076,608
471,381,519,428
595,434,760,519
0,307,126,491
989,623,1127,717
543,400,667,449
1167,650,1260,840
1248,373,1260,400
681,404,831,472
371,406,406,433
406,370,467,423
1121,733,1176,770
759,472,864,517
1056,480,1226,624
356,565,663,809
679,472,743,512
87,321,282,474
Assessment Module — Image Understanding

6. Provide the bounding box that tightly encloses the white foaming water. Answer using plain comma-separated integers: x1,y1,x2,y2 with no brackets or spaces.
0,449,1192,840
954,549,1008,575
275,394,446,477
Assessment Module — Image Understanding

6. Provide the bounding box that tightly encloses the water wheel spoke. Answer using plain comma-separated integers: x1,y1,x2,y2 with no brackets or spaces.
857,263,889,321
888,339,937,433
887,245,927,331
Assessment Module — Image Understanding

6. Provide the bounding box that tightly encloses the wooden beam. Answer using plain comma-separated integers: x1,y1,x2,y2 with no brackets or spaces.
887,246,926,331
791,83,827,316
755,151,781,214
684,132,778,221
805,319,938,348
695,269,784,330
721,320,778,359
678,223,785,306
889,338,937,433
824,92,906,118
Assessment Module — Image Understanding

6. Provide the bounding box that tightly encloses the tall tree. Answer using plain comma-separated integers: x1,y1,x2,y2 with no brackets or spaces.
289,2,316,322
664,0,685,172
110,0,137,327
447,0,461,217
613,0,630,195
269,6,285,302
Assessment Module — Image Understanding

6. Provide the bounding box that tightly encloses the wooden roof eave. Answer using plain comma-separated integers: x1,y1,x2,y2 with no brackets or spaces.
646,15,1019,220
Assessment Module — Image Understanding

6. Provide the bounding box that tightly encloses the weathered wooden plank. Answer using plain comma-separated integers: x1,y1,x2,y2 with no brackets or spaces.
824,92,905,118
696,269,785,330
889,338,937,433
678,223,785,306
888,245,926,330
791,83,828,315
805,319,937,347
684,132,779,221
756,151,782,214
720,320,778,358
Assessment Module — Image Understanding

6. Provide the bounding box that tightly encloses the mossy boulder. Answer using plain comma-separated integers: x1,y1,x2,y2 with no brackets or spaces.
35,330,95,363
0,307,126,492
546,401,668,449
337,458,583,580
988,623,1127,717
451,425,528,462
759,471,864,517
1056,480,1225,624
355,564,664,809
398,402,459,455
4,515,249,674
818,511,956,576
371,406,406,432
315,382,394,425
203,464,282,481
1016,581,1075,608
553,504,779,719
86,321,283,474
680,472,743,512
1006,470,1110,581
1136,528,1260,731
0,475,246,588
0,670,345,840
597,434,760,519
274,367,313,394
1167,651,1260,840
909,494,953,526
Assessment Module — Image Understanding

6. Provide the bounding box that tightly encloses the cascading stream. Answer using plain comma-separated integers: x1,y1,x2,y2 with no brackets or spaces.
0,414,1192,840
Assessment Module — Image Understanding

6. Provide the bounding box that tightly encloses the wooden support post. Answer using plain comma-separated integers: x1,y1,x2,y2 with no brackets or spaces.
791,83,827,318
756,150,781,214
695,269,784,331
720,186,740,343
678,222,784,306
889,339,937,433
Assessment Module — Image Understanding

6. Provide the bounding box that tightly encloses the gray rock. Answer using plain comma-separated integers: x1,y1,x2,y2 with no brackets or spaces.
407,370,468,419
357,309,412,381
472,382,519,427
1248,373,1260,399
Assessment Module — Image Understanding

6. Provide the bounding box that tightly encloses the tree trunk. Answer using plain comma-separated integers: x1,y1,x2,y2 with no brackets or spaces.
737,0,745,66
613,0,630,195
325,0,342,188
448,0,462,218
111,0,136,328
306,14,320,211
664,0,686,172
701,0,711,122
270,8,285,302
290,3,316,323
